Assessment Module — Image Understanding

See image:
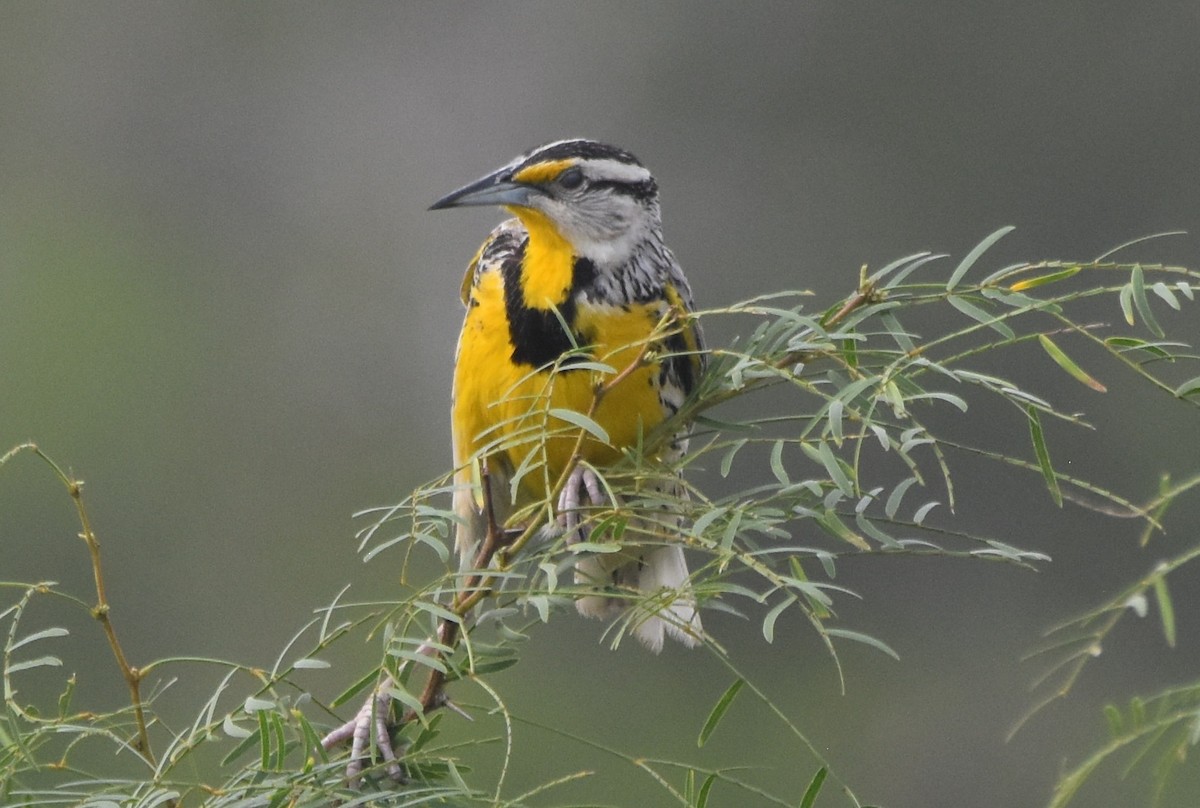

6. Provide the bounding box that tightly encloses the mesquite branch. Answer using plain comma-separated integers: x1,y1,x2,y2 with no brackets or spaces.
319,337,657,780
0,444,161,774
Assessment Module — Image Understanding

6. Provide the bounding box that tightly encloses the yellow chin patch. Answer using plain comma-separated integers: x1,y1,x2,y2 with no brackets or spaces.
512,158,575,186
505,207,576,309
502,158,581,310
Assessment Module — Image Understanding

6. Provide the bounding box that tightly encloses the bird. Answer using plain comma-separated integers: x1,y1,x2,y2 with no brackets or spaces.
430,139,705,651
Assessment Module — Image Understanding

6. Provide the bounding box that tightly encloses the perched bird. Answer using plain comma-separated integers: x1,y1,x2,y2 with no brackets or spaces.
431,139,704,651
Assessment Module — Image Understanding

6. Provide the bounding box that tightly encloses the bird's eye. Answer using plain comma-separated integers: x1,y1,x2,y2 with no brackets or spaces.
558,167,584,190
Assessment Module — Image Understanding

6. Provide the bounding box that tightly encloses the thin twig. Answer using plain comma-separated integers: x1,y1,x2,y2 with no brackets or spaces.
2,444,158,767
820,266,885,332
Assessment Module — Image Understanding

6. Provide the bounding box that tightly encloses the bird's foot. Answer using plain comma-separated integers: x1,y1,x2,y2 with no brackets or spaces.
556,464,606,544
320,675,406,787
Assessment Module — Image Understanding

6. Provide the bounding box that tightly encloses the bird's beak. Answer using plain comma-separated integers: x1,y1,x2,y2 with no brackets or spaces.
429,165,538,211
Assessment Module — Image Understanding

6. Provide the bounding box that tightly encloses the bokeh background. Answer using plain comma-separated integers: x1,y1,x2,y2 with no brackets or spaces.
3,4,1200,806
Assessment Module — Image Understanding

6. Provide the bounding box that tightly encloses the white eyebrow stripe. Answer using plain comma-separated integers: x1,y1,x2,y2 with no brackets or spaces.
584,159,651,184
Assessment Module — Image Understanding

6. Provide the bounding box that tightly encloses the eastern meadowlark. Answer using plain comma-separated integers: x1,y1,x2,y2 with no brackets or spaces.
431,139,704,651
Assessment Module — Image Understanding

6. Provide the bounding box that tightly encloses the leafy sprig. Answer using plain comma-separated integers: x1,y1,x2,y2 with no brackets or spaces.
2,229,1199,806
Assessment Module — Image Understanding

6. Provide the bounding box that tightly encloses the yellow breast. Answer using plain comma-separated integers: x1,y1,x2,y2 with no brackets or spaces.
454,269,670,502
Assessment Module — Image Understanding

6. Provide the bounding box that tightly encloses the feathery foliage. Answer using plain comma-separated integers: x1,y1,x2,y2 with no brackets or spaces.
3,229,1199,806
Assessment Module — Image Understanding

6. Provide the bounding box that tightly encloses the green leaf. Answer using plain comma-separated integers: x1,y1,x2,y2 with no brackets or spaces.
720,507,744,551
882,252,947,289
223,713,253,740
835,375,883,409
789,555,811,582
7,655,63,674
912,500,940,525
696,772,718,808
1130,695,1145,727
257,710,271,769
882,379,908,418
947,226,1015,291
800,767,829,808
9,626,69,652
221,727,260,769
720,438,748,478
143,790,182,808
395,648,448,674
408,529,451,564
549,408,610,444
905,391,969,412
827,398,845,443
1037,334,1107,392
331,667,379,708
446,758,471,793
292,657,331,670
1118,283,1136,326
468,656,520,676
817,510,871,550
526,594,551,623
1175,376,1200,398
562,359,618,374
870,423,890,450
691,505,729,540
244,695,275,712
871,250,933,283
770,439,790,485
508,450,545,498
981,261,1031,287
947,295,1016,339
1151,281,1181,310
841,335,859,368
1027,405,1062,507
270,710,287,769
878,311,916,352
386,680,427,718
1153,575,1176,648
825,628,900,660
983,286,1063,315
792,556,834,616
293,712,324,765
816,440,855,496
698,678,745,747
885,477,919,519
1102,703,1123,737
1007,266,1080,291
1104,336,1174,359
1130,265,1165,337
762,594,797,643
856,512,901,549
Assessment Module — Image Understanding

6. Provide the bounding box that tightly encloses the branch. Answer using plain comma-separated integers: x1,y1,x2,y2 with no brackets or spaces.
0,443,159,769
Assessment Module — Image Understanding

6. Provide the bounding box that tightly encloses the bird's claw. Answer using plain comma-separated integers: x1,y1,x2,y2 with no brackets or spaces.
321,675,407,787
556,465,607,544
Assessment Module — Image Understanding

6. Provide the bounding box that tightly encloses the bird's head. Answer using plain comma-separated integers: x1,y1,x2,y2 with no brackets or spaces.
430,139,662,266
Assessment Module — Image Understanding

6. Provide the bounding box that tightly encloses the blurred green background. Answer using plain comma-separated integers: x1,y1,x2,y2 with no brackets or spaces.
3,3,1199,806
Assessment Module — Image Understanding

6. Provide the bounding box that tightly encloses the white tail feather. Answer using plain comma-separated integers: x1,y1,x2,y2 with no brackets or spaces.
575,544,702,653
458,461,703,652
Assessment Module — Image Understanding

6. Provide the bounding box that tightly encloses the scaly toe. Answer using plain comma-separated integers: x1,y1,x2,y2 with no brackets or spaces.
556,465,607,544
